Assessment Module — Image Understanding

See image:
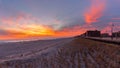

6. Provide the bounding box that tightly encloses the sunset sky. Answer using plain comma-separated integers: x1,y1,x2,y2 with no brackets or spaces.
0,0,120,40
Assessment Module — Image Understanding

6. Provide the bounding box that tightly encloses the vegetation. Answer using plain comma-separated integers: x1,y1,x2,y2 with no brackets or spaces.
0,38,120,68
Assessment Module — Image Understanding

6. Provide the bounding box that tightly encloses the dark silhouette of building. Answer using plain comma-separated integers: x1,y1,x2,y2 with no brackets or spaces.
101,33,110,37
85,30,101,37
112,31,120,37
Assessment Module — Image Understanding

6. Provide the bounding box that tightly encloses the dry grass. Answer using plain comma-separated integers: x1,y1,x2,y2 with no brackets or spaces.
0,37,119,68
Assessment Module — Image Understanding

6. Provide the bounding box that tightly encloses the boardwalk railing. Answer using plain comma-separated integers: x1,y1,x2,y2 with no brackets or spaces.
85,37,120,45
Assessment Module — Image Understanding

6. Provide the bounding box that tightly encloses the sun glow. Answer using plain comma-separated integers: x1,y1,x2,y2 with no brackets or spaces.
20,24,55,35
0,24,55,40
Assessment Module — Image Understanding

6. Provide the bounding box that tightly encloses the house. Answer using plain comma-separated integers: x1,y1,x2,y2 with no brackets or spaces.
112,31,120,37
85,30,101,37
101,33,110,37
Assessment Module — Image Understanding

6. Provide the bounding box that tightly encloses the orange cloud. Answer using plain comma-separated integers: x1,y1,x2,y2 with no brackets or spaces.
0,25,86,40
0,13,97,40
84,0,106,24
55,26,86,37
0,24,55,40
0,13,56,40
54,25,96,38
0,23,96,40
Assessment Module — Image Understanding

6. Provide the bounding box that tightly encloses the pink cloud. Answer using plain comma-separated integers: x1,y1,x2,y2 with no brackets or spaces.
84,0,106,24
101,22,120,35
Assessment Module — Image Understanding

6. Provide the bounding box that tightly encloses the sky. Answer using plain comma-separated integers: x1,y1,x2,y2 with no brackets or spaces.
0,0,120,40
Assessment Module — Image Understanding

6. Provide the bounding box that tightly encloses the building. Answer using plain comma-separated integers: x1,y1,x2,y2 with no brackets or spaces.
112,31,120,37
101,33,110,37
85,30,101,37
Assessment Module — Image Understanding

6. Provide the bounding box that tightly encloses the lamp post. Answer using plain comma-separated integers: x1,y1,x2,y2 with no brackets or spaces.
111,23,114,40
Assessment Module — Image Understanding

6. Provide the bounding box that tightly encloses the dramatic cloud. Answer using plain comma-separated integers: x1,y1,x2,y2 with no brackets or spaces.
54,24,96,38
0,25,55,40
0,12,97,40
0,0,120,40
84,0,106,24
0,13,56,40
